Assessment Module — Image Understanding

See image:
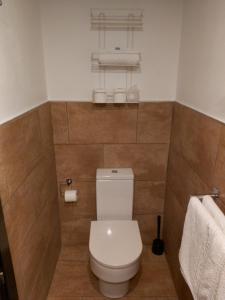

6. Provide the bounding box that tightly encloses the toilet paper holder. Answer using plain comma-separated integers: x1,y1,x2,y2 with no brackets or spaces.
60,178,73,197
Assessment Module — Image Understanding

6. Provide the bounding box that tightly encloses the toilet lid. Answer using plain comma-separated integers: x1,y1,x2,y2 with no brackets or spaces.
89,220,143,268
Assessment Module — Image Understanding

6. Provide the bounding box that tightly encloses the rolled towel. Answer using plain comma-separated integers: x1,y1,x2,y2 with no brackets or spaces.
98,53,140,66
202,195,225,234
179,196,225,299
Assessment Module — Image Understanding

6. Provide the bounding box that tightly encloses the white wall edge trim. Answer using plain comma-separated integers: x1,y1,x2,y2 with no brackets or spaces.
177,100,225,125
0,100,47,126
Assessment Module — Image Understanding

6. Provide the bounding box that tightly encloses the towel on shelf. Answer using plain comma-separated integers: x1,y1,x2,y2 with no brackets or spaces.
98,53,140,66
179,196,225,300
202,195,225,234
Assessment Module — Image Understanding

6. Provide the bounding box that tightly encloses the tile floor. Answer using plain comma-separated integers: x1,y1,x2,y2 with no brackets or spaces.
47,245,178,300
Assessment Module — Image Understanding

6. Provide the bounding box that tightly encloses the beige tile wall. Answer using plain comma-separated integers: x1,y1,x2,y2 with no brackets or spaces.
51,102,173,246
2,100,223,300
164,103,225,299
0,103,61,300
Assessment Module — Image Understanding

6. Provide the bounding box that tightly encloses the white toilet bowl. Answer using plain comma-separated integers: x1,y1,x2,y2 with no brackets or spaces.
89,220,142,298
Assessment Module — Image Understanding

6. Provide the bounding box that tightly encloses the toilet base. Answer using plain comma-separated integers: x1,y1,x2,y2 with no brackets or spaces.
99,279,129,298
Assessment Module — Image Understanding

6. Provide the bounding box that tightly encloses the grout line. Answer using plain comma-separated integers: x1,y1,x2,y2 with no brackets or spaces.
8,155,43,201
57,178,166,183
136,103,139,143
211,122,223,187
65,102,70,144
163,103,175,215
171,148,212,192
103,144,105,167
53,142,170,146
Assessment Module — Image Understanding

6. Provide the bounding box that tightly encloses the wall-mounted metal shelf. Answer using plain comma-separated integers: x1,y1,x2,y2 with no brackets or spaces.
91,8,143,30
91,8,143,103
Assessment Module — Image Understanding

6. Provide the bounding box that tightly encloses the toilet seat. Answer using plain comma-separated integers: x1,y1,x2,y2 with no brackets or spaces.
89,220,142,269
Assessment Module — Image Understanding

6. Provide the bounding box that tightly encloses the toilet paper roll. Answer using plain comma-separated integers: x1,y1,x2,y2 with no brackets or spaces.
94,89,106,103
64,190,78,203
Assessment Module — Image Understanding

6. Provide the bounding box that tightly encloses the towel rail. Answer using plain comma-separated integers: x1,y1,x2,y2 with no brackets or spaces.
192,187,220,202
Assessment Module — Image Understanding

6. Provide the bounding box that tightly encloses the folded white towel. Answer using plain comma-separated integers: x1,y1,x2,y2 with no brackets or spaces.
216,265,225,299
202,195,225,234
202,195,225,299
179,196,225,300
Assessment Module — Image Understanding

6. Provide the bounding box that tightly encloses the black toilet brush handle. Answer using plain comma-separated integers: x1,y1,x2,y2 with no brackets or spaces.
157,215,161,239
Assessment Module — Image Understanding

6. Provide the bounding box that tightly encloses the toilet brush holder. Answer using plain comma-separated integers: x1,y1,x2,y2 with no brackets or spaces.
152,215,164,255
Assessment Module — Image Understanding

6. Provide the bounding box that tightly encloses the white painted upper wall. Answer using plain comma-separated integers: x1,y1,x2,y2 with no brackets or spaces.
3,0,225,124
40,0,183,101
177,0,225,122
0,0,46,124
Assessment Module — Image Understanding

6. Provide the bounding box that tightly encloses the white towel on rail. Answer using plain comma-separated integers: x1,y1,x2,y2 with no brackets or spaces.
202,195,225,234
202,195,225,299
179,196,225,300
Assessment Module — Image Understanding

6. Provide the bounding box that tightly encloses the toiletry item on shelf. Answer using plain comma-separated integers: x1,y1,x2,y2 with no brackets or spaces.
114,88,126,103
94,89,106,103
126,85,139,102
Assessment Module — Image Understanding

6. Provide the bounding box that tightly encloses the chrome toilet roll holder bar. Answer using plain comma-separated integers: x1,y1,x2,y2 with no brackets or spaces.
60,178,73,197
192,187,220,202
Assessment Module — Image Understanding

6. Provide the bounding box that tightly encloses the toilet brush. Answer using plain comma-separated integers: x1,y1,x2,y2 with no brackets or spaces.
152,215,164,255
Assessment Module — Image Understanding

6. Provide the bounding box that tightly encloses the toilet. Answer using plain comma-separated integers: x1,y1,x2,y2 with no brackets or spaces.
89,168,143,298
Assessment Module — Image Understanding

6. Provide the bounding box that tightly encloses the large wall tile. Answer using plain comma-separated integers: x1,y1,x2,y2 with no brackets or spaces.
137,102,173,143
134,181,165,214
61,217,92,246
213,126,225,199
0,104,61,300
68,103,137,144
134,214,160,245
59,181,96,220
29,228,60,300
167,148,211,206
104,144,169,181
164,102,225,300
0,130,9,206
0,111,43,197
52,102,172,247
38,160,59,216
163,187,185,256
165,244,193,300
51,102,69,144
163,188,192,300
55,145,104,181
38,103,55,159
3,158,56,254
171,103,221,186
11,198,59,300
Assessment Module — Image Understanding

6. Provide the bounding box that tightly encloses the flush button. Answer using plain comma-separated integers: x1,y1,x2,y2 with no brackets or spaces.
112,170,118,173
